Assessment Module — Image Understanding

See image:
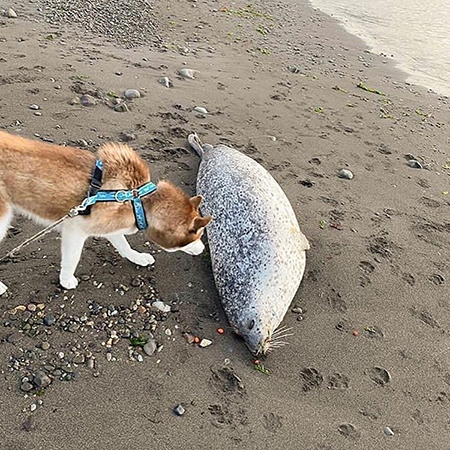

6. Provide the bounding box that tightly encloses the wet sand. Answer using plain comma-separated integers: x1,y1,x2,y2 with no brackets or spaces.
1,0,450,449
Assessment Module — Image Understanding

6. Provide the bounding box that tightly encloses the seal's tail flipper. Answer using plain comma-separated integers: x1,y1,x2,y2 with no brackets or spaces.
188,133,205,158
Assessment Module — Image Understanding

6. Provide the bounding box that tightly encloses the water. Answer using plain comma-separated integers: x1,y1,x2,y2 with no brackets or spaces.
309,0,450,97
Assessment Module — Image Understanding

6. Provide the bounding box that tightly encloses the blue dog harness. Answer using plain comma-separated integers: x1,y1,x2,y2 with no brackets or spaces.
78,160,157,230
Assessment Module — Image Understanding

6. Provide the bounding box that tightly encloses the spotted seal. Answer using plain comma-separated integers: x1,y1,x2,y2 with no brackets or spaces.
188,133,309,355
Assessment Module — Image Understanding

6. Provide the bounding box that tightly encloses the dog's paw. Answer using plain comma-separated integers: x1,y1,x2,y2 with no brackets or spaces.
0,282,8,296
128,252,155,267
60,275,79,290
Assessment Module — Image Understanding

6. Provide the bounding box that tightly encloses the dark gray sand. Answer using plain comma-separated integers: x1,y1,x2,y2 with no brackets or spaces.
1,0,450,449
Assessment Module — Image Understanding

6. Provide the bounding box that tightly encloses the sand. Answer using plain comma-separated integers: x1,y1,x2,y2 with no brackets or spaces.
1,0,450,449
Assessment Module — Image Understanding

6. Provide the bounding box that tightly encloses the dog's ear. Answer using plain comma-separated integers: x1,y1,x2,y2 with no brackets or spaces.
193,215,212,231
190,195,203,210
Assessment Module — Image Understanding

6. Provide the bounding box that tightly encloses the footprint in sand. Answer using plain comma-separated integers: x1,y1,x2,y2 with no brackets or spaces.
300,367,324,391
262,413,283,432
365,367,391,386
338,423,360,440
327,373,350,390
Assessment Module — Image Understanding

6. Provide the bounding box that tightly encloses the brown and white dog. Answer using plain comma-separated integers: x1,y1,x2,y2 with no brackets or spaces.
0,130,211,294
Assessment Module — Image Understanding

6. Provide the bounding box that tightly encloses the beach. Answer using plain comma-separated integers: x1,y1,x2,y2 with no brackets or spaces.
1,0,450,449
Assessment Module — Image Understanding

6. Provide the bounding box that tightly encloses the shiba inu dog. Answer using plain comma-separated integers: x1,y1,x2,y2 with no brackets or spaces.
0,130,212,294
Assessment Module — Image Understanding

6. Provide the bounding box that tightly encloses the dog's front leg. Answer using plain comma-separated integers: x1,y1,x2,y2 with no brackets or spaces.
60,224,87,289
106,234,155,266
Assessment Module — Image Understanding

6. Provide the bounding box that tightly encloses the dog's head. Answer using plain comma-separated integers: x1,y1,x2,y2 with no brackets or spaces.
143,181,212,255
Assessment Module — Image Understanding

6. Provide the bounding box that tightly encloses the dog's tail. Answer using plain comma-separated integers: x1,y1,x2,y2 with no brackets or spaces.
188,133,213,158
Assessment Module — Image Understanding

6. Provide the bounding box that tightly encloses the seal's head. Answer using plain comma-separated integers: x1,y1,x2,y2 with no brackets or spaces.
236,314,273,355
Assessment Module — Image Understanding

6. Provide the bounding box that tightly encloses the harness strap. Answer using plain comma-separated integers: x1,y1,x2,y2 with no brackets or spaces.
79,160,104,216
79,159,157,230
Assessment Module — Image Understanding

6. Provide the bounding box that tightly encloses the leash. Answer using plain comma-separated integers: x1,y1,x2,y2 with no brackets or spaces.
0,205,85,263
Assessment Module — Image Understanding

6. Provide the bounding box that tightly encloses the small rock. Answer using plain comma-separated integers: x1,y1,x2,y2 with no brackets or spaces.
184,333,196,344
43,313,55,326
384,427,394,436
30,404,37,412
143,339,157,356
73,354,85,364
199,338,212,347
22,416,34,432
27,304,37,312
41,342,50,350
292,307,303,314
288,65,300,74
407,159,423,169
69,97,80,105
7,332,21,343
114,103,129,112
29,104,40,110
33,372,51,389
124,89,141,99
194,106,208,114
80,95,97,107
338,169,353,180
178,68,198,79
106,352,112,362
20,382,34,392
7,8,18,18
152,301,171,313
158,77,173,88
173,404,185,416
119,132,136,142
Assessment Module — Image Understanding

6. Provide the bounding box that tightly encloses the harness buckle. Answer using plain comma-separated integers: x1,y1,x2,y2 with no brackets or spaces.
115,190,128,202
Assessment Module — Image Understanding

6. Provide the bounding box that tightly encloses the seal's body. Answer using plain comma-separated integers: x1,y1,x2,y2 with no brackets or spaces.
189,134,309,355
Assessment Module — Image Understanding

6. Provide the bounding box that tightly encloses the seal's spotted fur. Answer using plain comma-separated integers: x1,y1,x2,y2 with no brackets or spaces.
189,134,309,355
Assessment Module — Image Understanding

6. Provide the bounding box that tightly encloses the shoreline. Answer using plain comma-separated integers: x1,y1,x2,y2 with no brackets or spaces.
1,0,450,449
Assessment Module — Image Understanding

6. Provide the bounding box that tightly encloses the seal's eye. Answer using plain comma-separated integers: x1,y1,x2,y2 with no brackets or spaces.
248,319,255,330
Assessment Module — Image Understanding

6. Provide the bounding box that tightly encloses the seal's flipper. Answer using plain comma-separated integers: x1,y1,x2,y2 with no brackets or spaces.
188,133,205,157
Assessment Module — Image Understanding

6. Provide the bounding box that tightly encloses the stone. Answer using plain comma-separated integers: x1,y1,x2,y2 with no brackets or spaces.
178,68,197,79
33,372,51,388
338,169,354,180
158,77,173,88
20,381,33,392
173,404,185,416
80,94,97,107
199,338,212,347
143,339,157,356
152,301,171,313
124,89,141,99
194,106,208,114
7,332,21,343
41,342,50,350
29,104,40,110
73,354,85,364
384,426,394,436
407,159,423,169
43,313,56,326
7,8,18,18
292,307,303,314
119,132,136,142
114,103,129,112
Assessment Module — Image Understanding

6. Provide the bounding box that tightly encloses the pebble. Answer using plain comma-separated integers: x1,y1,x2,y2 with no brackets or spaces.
194,106,208,114
338,169,354,180
114,103,129,112
7,332,21,344
41,342,50,350
384,426,394,436
288,65,300,74
124,89,141,99
178,68,198,79
292,307,303,314
152,301,171,313
199,339,212,348
173,404,185,416
80,94,97,107
27,304,37,312
20,381,33,393
143,339,157,356
73,354,85,364
29,104,40,110
119,132,136,142
136,354,144,362
106,352,112,362
33,372,51,388
7,8,18,18
43,313,55,326
407,159,423,169
22,416,34,432
158,77,173,88
30,404,37,412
